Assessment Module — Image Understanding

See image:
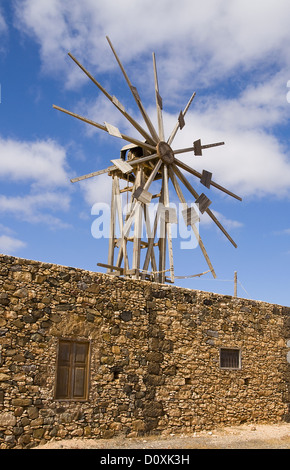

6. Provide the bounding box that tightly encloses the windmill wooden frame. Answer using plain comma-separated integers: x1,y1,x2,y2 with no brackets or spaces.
53,37,242,284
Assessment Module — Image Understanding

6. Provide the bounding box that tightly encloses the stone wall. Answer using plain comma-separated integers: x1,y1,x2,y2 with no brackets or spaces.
0,253,290,448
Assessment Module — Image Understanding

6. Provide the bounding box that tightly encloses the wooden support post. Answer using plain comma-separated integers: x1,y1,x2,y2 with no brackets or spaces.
132,167,143,278
114,176,129,273
158,166,167,283
142,204,160,281
107,177,117,271
163,164,174,283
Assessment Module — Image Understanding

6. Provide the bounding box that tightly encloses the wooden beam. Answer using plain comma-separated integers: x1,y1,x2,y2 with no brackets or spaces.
152,52,165,141
158,169,166,283
97,263,123,273
172,163,237,248
106,36,159,143
163,164,174,282
142,203,160,281
143,204,158,276
68,52,156,146
52,105,157,153
174,157,242,201
120,186,133,193
70,153,159,183
173,140,225,157
132,168,143,278
114,175,129,273
120,159,162,241
167,91,196,146
107,177,117,271
193,139,225,156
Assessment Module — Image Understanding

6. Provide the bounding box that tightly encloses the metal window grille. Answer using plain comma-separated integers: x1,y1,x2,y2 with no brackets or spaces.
220,348,240,369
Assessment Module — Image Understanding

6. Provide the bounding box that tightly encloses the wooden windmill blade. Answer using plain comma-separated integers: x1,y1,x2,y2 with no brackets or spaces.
52,105,157,153
106,36,159,143
167,91,196,146
70,153,159,184
152,52,165,141
68,52,156,147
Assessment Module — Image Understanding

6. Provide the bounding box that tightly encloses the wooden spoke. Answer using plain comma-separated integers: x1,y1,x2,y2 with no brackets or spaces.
168,166,217,278
152,52,165,141
172,163,237,248
167,91,196,146
68,52,156,146
52,105,156,153
174,157,242,201
106,36,159,143
71,153,159,183
173,141,225,156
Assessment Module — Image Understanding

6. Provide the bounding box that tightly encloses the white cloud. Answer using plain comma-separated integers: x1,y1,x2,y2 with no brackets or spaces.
0,191,71,228
274,228,290,236
13,0,290,90
201,210,243,230
0,235,26,254
0,136,73,228
0,8,7,34
167,79,290,199
0,137,70,188
79,173,114,207
0,225,26,255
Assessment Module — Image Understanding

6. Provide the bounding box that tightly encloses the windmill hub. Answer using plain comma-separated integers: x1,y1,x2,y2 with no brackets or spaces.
157,141,174,164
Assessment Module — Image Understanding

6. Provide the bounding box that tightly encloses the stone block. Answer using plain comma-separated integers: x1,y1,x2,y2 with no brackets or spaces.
0,374,10,382
11,398,32,407
0,412,17,426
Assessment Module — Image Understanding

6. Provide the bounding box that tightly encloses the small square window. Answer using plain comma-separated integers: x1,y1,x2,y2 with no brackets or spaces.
220,348,241,369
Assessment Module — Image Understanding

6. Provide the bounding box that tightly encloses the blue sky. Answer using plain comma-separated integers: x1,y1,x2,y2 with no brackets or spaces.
1,0,290,306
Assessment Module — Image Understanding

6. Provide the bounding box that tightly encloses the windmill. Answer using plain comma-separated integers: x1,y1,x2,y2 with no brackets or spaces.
53,37,242,284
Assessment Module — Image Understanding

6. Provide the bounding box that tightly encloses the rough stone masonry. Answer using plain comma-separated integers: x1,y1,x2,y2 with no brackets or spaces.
0,253,290,448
